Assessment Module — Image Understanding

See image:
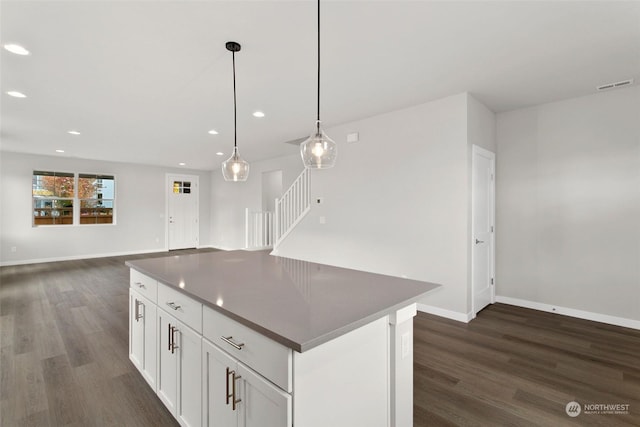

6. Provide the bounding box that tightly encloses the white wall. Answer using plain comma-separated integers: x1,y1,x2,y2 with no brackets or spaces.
271,93,493,318
496,85,640,322
0,152,212,265
209,153,303,250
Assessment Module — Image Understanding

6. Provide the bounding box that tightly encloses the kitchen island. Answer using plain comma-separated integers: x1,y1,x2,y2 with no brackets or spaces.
126,250,439,427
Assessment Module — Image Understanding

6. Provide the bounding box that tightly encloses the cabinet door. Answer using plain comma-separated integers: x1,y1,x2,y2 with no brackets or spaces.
177,323,202,427
129,290,157,390
237,362,291,427
157,310,179,415
129,290,144,370
202,339,238,427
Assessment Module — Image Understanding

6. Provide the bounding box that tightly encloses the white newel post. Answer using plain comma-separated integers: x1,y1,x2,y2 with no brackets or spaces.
389,303,417,427
244,208,249,249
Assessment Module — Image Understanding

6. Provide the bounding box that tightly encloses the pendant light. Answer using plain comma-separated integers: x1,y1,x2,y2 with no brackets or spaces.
222,41,250,182
300,0,337,169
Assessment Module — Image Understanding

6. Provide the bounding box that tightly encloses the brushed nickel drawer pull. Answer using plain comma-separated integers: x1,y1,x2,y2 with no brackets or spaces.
166,302,181,311
134,281,146,289
226,367,233,405
135,299,143,321
232,371,242,411
221,336,245,350
168,323,172,351
171,326,179,354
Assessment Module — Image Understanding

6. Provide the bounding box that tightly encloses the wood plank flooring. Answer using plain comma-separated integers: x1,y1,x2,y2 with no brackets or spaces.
414,305,640,426
1,251,639,426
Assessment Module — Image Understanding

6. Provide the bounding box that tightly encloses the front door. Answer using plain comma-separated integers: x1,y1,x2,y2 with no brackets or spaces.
167,174,199,250
472,146,495,316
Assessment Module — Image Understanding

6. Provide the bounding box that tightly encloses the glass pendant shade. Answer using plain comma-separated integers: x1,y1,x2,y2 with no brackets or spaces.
301,121,337,169
301,0,337,169
222,147,250,182
221,41,250,182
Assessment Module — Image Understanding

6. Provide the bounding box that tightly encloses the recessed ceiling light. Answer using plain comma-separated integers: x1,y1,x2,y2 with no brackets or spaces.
68,130,81,135
3,44,30,55
179,162,186,166
55,149,65,153
6,91,26,98
208,129,219,135
216,152,224,156
252,111,265,118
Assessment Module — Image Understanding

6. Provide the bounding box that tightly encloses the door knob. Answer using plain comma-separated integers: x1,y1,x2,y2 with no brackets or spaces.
475,239,484,244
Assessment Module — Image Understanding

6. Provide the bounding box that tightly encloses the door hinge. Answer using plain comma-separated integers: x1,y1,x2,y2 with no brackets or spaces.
491,226,494,232
491,278,494,285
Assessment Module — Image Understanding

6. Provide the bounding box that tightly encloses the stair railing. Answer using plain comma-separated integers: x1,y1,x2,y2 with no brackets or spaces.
274,168,310,249
245,209,274,250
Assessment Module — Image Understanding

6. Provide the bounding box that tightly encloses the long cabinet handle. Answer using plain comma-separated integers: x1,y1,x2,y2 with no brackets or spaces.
220,336,245,350
232,370,242,411
225,367,242,410
226,367,233,405
168,323,172,351
170,326,179,354
135,299,143,321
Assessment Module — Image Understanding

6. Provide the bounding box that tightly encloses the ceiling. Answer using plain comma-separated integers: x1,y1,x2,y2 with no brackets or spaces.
2,1,639,171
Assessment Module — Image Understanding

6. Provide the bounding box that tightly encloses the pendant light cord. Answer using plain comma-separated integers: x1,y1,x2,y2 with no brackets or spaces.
316,0,321,132
232,50,238,151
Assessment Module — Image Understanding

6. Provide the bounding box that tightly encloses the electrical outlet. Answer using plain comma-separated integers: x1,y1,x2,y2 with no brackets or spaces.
319,216,326,224
11,246,17,253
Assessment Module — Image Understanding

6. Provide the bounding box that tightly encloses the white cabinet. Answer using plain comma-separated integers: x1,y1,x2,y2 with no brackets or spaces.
157,308,202,427
129,266,415,427
202,339,291,427
129,289,157,391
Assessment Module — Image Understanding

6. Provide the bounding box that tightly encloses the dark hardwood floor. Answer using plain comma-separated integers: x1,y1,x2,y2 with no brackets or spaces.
414,305,640,426
1,251,639,426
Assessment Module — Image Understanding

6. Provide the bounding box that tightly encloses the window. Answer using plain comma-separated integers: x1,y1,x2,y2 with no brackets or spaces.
172,180,192,194
32,171,115,226
79,174,115,224
32,171,75,225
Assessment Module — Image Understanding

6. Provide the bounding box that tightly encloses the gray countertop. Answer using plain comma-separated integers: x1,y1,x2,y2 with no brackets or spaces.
126,250,440,352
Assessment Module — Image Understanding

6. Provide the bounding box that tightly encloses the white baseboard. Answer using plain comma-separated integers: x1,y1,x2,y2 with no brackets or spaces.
242,246,273,252
496,296,640,330
0,248,167,267
417,303,473,323
204,245,235,251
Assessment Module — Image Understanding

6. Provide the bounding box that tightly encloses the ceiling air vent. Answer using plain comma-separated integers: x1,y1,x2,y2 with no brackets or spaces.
597,79,634,91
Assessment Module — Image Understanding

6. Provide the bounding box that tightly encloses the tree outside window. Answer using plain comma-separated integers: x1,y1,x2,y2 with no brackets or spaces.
32,171,116,226
79,174,115,224
32,171,75,225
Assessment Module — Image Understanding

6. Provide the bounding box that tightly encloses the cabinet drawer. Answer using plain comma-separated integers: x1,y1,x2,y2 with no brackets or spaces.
130,269,158,303
203,306,292,393
158,283,203,333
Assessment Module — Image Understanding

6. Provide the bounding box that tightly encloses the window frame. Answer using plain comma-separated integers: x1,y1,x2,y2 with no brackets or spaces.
32,171,116,227
78,173,116,225
32,171,76,226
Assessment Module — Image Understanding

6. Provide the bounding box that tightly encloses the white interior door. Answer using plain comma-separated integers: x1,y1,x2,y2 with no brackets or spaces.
167,174,199,250
472,145,495,316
